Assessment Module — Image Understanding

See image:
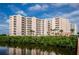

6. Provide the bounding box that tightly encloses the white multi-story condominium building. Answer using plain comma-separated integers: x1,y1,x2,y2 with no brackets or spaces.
26,17,48,36
9,15,26,36
70,23,77,35
26,17,36,36
9,15,74,36
9,15,48,36
49,17,71,36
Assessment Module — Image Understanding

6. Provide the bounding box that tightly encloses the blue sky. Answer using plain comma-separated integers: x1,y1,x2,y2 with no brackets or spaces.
0,3,79,34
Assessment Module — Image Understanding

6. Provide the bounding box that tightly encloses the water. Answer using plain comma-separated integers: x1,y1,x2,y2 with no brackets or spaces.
0,45,76,55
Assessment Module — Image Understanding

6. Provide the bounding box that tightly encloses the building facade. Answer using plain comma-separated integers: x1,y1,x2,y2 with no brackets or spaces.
9,15,76,36
9,15,48,36
49,17,71,36
9,15,26,36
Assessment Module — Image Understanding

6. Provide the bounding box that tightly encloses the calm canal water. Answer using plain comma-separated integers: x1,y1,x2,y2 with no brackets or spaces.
0,45,76,55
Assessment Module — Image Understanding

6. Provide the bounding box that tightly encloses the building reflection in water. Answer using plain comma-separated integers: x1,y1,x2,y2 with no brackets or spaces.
31,49,36,55
8,47,21,55
49,51,56,55
8,47,56,55
26,48,31,55
77,38,79,55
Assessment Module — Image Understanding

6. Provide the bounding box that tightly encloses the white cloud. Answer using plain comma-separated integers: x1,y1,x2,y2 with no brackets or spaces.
8,5,20,12
0,23,9,34
62,10,79,18
51,3,79,8
0,13,9,34
41,13,53,18
0,24,8,28
0,12,9,24
6,19,9,23
29,4,48,11
41,12,64,18
42,4,48,9
51,3,67,7
16,10,27,16
0,24,9,34
8,5,27,16
68,3,79,8
29,4,42,10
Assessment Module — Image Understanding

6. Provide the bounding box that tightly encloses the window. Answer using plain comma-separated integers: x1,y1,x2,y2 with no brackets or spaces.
14,16,16,19
14,30,16,32
22,17,25,20
14,21,16,23
55,24,59,26
55,27,59,28
14,32,16,35
14,28,16,30
14,22,16,25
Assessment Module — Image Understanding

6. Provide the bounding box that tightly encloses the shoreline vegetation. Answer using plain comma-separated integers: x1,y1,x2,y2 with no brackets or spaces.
0,36,77,49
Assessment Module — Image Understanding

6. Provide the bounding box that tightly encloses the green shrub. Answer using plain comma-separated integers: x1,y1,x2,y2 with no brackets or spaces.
0,36,77,48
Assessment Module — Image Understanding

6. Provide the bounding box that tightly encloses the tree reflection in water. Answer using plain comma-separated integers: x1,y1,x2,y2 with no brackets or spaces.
8,46,76,55
0,43,76,55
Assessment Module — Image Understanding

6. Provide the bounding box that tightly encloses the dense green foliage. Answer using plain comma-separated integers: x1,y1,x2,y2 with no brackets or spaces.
0,36,77,48
0,34,7,36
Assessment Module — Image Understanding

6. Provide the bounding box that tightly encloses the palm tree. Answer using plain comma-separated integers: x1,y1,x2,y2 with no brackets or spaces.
50,29,59,36
32,30,35,36
50,29,53,35
53,29,56,36
77,32,79,37
60,29,63,36
70,29,74,35
47,32,49,36
29,29,35,36
50,29,56,36
29,29,33,36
